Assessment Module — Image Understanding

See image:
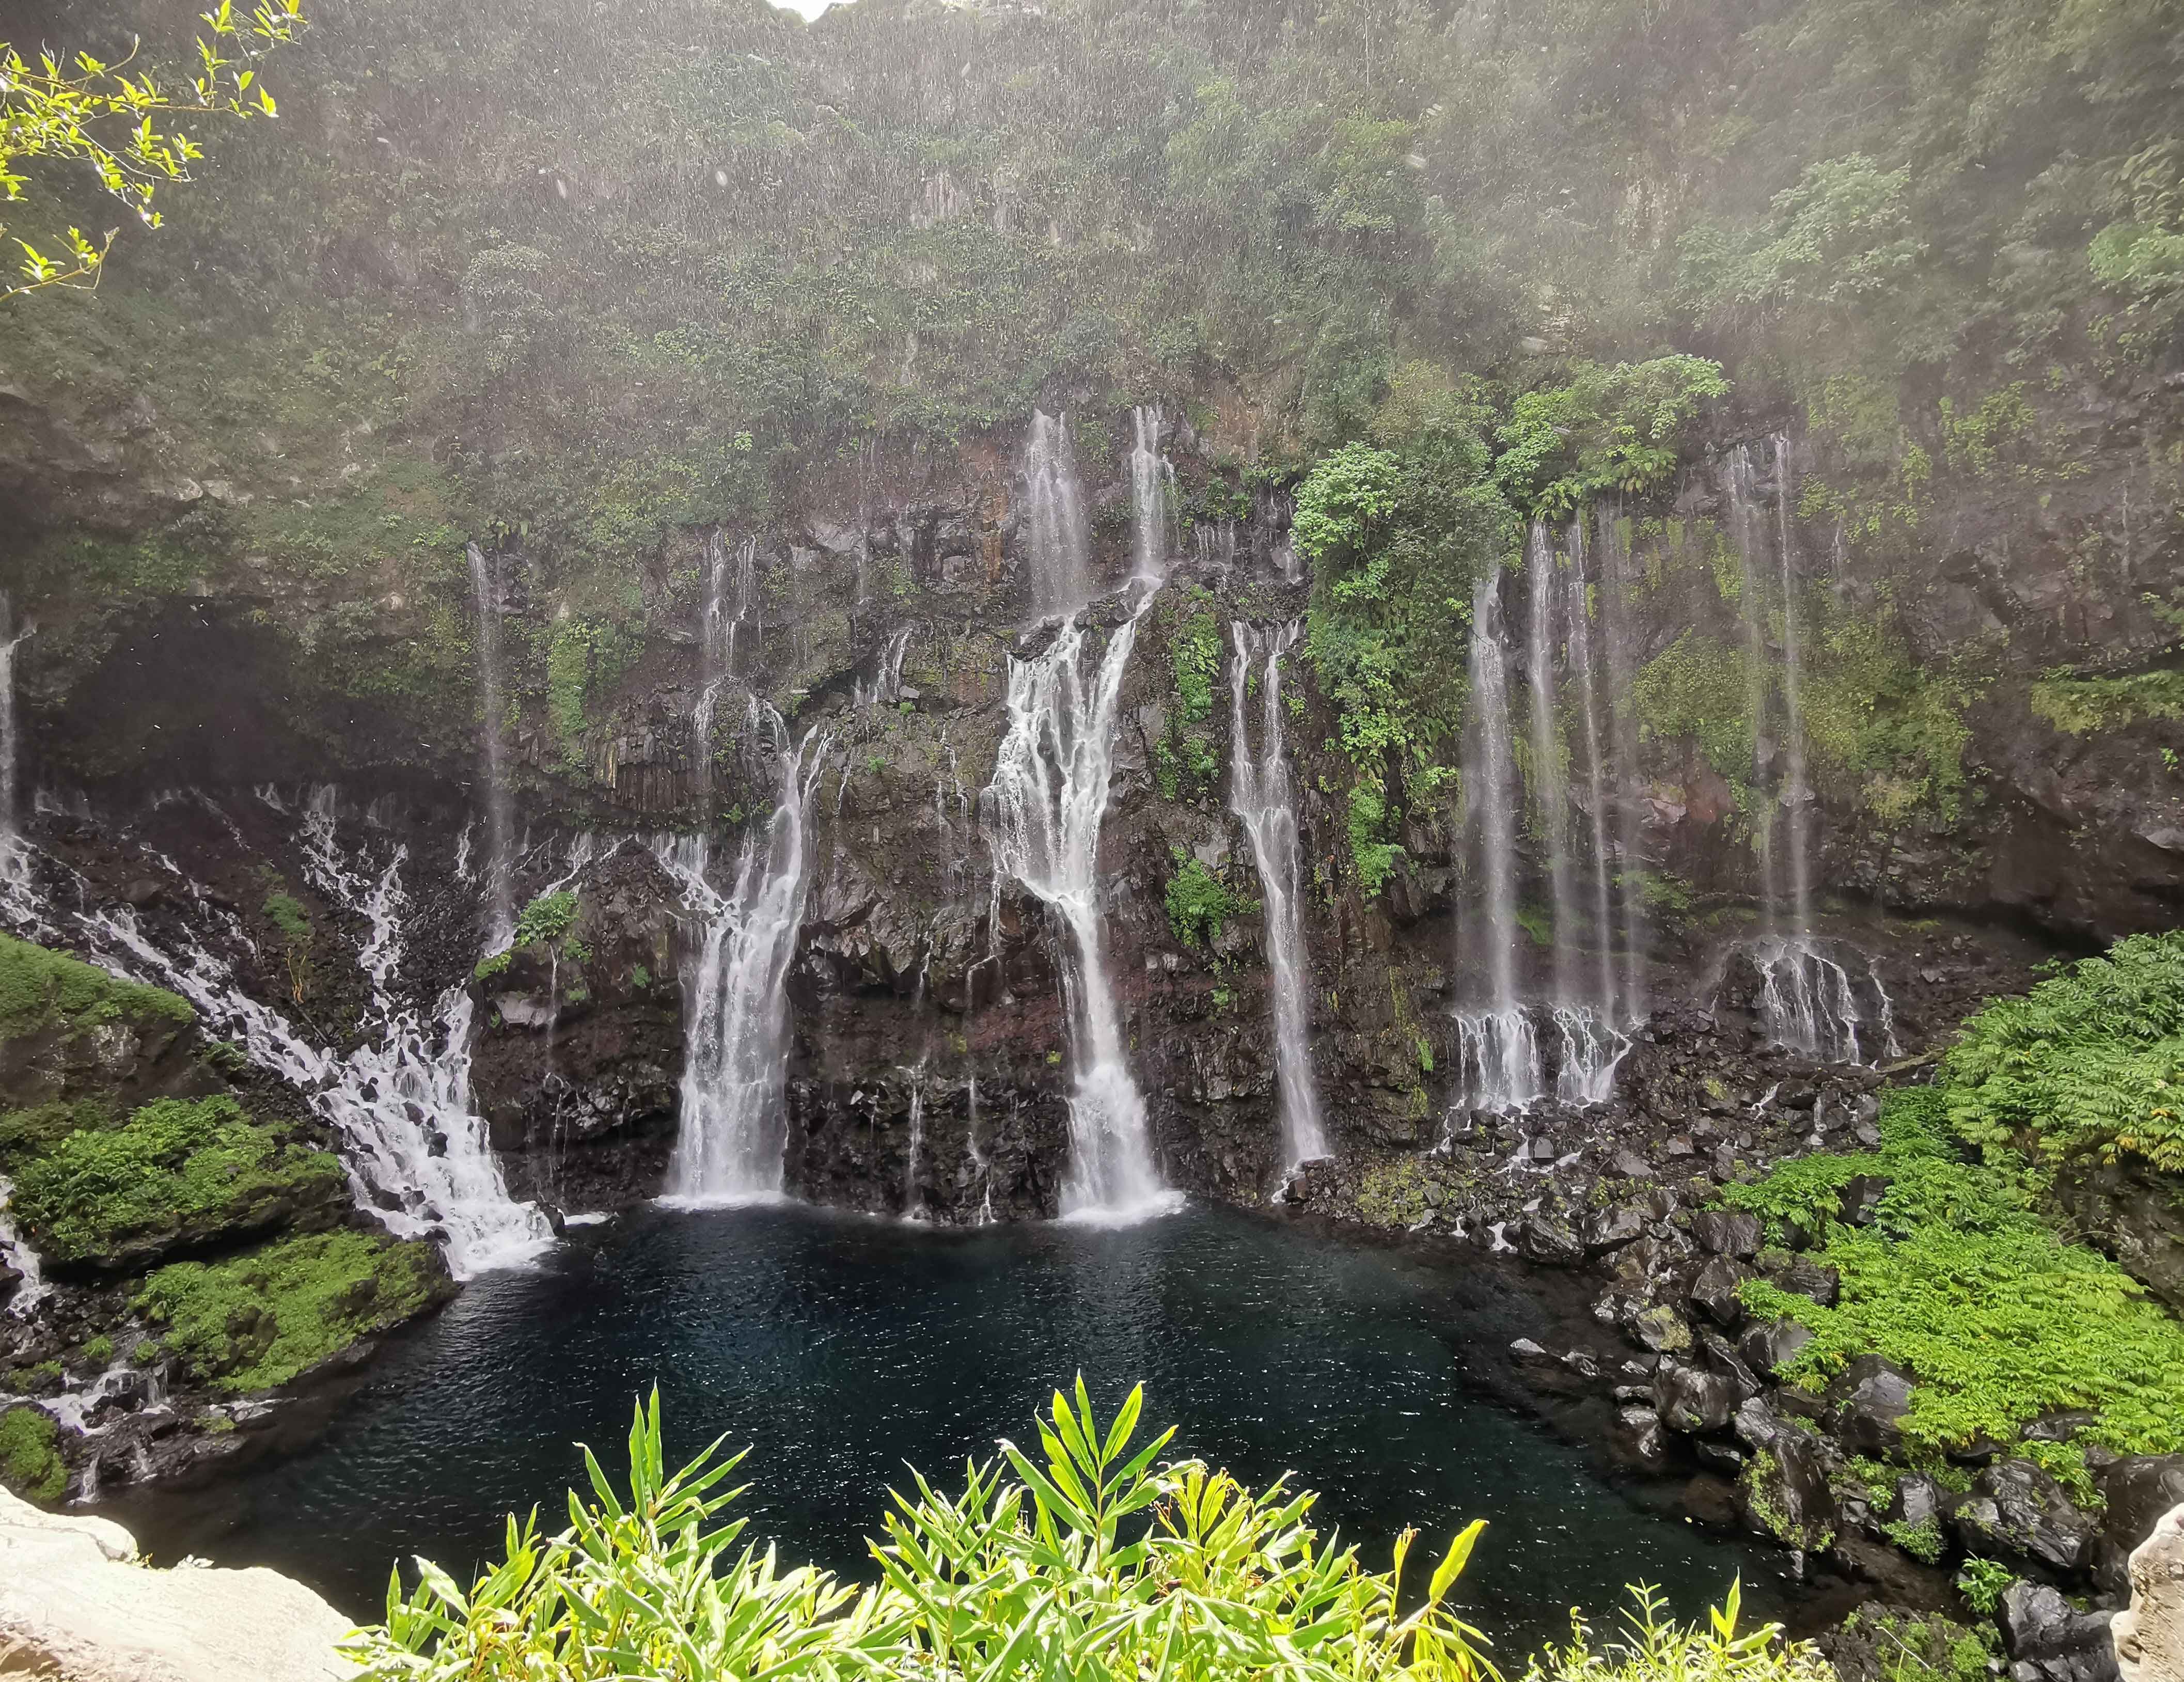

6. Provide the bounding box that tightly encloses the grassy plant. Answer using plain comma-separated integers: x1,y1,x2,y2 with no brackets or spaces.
1522,1583,1829,1682
347,1381,1499,1682
1167,854,1254,949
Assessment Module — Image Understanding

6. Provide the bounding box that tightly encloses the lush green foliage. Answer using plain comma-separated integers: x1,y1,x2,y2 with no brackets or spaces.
1,0,305,294
1490,359,1727,517
134,1229,443,1393
1941,931,2184,1172
1167,586,1222,728
347,1381,1503,1682
0,1404,66,1502
1728,1089,2184,1456
512,890,580,951
2030,670,2184,736
1166,855,1253,950
5,1094,342,1264
1523,1584,1829,1682
0,932,193,1041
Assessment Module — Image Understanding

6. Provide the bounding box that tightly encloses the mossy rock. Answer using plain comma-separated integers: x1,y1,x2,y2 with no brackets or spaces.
0,1405,67,1504
0,933,193,1044
133,1229,452,1394
6,1094,348,1270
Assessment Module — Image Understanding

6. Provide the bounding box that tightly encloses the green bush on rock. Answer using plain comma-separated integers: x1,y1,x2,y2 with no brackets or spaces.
0,1405,66,1504
134,1230,446,1394
0,933,193,1042
7,1095,345,1266
345,1382,1824,1682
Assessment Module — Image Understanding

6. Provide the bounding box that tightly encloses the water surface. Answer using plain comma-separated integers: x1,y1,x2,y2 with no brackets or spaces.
131,1204,1790,1650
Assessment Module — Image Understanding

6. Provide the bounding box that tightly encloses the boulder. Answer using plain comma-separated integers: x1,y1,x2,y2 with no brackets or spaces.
2113,1501,2184,1682
1690,1208,1764,1259
1954,1459,2102,1577
1828,1355,1915,1456
1689,1256,1751,1328
1581,1201,1647,1254
1837,1175,1891,1225
2096,1458,2184,1595
0,1486,356,1680
1518,1214,1586,1267
1739,1318,1815,1378
1630,1302,1695,1355
1616,1406,1670,1469
1997,1580,2118,1682
1736,1421,1838,1551
1653,1357,1740,1435
1770,1255,1842,1306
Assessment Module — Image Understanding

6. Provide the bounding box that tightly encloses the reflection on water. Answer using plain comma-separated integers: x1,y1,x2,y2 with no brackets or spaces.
120,1204,1790,1649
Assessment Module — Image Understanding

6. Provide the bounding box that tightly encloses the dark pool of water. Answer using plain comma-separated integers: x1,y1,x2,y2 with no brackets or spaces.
123,1203,1793,1652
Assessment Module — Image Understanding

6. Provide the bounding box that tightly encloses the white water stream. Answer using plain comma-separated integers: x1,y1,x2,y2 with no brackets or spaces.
1023,411,1091,617
1227,621,1327,1171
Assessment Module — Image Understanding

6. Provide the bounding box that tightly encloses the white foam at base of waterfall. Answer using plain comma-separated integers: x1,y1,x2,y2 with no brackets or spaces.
985,598,1180,1224
653,709,830,1206
1227,620,1327,1172
1453,1009,1543,1114
1549,1004,1630,1105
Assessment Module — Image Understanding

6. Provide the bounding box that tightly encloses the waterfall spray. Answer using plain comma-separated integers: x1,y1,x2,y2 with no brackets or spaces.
984,597,1177,1220
1523,522,1577,1005
1454,568,1541,1111
1128,406,1176,583
656,702,832,1204
1228,621,1328,1172
1023,411,1091,617
467,543,516,948
1597,509,1648,1021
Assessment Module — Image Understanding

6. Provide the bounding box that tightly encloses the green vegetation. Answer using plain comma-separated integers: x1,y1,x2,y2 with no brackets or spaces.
1839,1609,1993,1682
3,1094,342,1265
348,1385,1823,1682
0,1405,66,1502
1,1,306,296
1490,358,1727,517
0,932,193,1041
1727,1087,2184,1457
512,890,580,950
135,1229,444,1393
1166,854,1252,950
1941,931,2184,1173
2029,669,2184,736
259,879,313,1002
1954,1559,2014,1618
1168,585,1222,727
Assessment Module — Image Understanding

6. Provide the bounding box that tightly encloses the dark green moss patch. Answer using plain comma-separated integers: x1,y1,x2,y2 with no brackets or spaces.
7,1095,346,1269
0,1405,66,1503
134,1230,449,1394
0,934,194,1043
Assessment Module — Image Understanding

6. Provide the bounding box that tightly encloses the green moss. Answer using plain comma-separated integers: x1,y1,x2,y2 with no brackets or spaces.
0,933,194,1042
0,1406,66,1504
7,1095,345,1266
2029,669,2184,735
1165,853,1253,949
1167,585,1222,727
473,950,514,983
1631,628,1752,781
78,1334,115,1367
512,891,580,950
134,1230,445,1394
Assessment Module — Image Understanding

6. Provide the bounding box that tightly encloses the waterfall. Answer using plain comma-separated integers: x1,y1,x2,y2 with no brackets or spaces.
655,702,831,1204
0,593,29,887
1128,405,1176,583
984,598,1178,1221
0,1176,45,1318
857,626,913,709
467,543,516,948
50,796,551,1278
1597,509,1648,1020
1563,524,1617,1020
1227,621,1328,1171
1023,411,1091,617
901,1060,928,1220
1523,523,1577,1003
1722,439,1898,1063
1454,568,1541,1111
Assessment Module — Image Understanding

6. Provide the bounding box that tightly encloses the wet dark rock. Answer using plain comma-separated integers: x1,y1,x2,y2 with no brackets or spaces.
1630,1302,1695,1354
1518,1214,1586,1267
2092,1455,2184,1593
1953,1458,2101,1577
1997,1581,2118,1682
1690,1208,1764,1259
1581,1201,1647,1253
1653,1357,1740,1434
1828,1355,1915,1456
1617,1406,1670,1469
1769,1254,1842,1307
1688,1255,1751,1328
1837,1175,1891,1226
1732,1404,1839,1551
1738,1317,1815,1377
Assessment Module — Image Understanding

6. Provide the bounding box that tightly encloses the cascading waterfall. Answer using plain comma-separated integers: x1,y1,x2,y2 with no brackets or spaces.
1597,509,1649,1021
1128,405,1176,583
655,701,831,1204
1227,621,1328,1171
1454,568,1541,1111
1523,524,1577,1003
39,793,550,1278
1555,522,1630,1102
0,592,30,887
1723,440,1899,1062
467,543,516,948
857,626,913,709
901,1059,929,1219
1023,411,1091,617
694,532,761,806
984,597,1178,1220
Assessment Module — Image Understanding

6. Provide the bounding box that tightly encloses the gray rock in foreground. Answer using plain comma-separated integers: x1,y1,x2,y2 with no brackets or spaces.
0,1487,355,1681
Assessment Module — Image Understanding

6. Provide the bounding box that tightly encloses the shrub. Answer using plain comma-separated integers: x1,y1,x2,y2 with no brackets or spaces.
1729,1090,2184,1456
8,1095,344,1265
1940,931,2184,1172
512,890,582,951
0,1405,66,1503
135,1230,445,1393
347,1382,1499,1682
1166,854,1252,949
1523,1583,1829,1682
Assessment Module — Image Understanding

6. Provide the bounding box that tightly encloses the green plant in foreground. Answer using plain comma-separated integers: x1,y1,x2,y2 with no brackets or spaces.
1954,1558,2013,1618
349,1380,1514,1682
1522,1583,1829,1682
